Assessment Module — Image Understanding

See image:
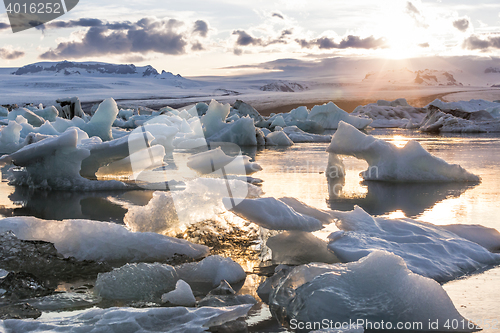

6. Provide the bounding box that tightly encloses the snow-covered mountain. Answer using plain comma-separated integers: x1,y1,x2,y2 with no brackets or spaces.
363,68,462,86
259,81,308,92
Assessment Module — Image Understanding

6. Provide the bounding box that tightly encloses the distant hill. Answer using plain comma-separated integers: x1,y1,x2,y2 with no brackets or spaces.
10,61,200,88
259,80,308,92
363,68,462,86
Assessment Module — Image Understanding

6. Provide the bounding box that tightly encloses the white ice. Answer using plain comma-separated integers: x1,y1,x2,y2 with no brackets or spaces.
307,102,372,129
427,98,500,112
326,121,480,182
224,197,324,231
186,147,262,175
282,125,332,143
327,206,500,282
0,216,209,262
265,130,294,146
161,279,196,306
269,251,471,331
351,99,427,128
1,304,253,333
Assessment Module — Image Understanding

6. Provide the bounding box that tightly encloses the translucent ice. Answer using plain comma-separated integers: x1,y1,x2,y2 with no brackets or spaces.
307,102,372,129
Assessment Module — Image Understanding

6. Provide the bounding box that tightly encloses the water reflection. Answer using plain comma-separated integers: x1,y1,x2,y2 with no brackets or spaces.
327,177,479,217
1,186,154,222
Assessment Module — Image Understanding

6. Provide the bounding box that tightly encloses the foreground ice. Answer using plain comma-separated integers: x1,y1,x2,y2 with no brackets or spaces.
269,251,473,331
351,99,427,128
161,279,196,306
327,121,480,182
1,304,253,333
95,256,245,300
0,217,208,262
327,206,500,282
307,102,372,129
125,178,263,233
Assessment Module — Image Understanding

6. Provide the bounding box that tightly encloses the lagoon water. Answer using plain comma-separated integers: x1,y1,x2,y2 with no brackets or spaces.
0,129,499,331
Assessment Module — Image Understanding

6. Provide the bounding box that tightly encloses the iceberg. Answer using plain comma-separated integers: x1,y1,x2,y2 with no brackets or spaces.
161,279,196,306
307,102,372,129
269,251,473,331
186,147,262,175
420,107,500,133
0,216,209,262
327,206,500,282
326,121,480,182
81,98,119,141
1,304,253,333
427,98,500,113
265,130,294,146
223,197,324,231
282,125,332,143
351,99,427,128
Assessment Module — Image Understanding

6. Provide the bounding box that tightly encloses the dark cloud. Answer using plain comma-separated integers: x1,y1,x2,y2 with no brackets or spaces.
232,30,263,46
193,20,208,37
0,48,25,60
453,18,469,32
418,42,430,48
191,41,204,51
296,35,387,49
233,48,243,55
39,18,188,59
272,13,284,19
36,18,134,31
463,35,500,50
406,1,429,28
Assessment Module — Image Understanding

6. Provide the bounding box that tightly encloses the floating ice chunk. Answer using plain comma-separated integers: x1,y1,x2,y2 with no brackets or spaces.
232,100,264,123
0,217,209,262
327,206,500,282
177,255,246,288
186,147,262,175
7,108,45,127
142,123,178,151
161,279,196,306
82,98,119,141
95,263,178,301
224,197,324,231
202,100,231,138
270,115,287,128
2,304,252,333
55,97,87,119
351,100,427,128
282,126,331,143
0,106,8,117
198,294,257,307
267,231,339,265
32,106,58,122
427,98,500,112
441,224,500,252
307,102,372,129
279,197,335,225
97,145,166,178
270,251,471,331
327,121,480,182
125,178,263,233
0,128,127,190
207,117,258,146
289,106,309,121
0,121,23,153
419,107,500,133
265,130,294,146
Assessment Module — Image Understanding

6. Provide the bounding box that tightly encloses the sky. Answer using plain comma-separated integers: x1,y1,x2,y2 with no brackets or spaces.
1,0,500,76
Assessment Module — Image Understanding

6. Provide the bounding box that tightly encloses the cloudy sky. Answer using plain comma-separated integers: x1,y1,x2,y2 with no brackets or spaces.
1,0,500,75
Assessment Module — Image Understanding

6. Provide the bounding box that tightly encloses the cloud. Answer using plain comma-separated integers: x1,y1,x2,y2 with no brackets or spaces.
39,18,193,59
453,18,469,32
272,13,284,19
191,41,204,51
193,20,208,37
463,35,500,50
418,42,430,48
0,48,25,60
406,1,429,28
296,35,387,49
36,18,134,31
232,30,263,46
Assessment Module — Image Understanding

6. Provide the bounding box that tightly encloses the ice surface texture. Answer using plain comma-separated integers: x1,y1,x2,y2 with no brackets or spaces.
269,251,472,331
327,121,480,182
1,304,253,333
351,99,428,128
328,206,500,282
0,217,209,263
